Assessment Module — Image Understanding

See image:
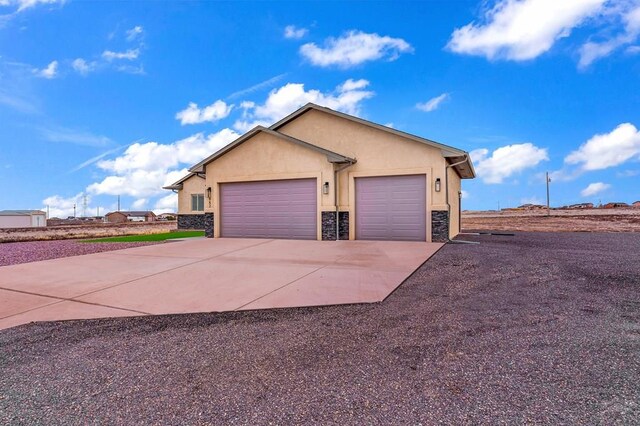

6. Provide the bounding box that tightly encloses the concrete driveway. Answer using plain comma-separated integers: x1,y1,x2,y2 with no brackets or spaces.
0,238,442,330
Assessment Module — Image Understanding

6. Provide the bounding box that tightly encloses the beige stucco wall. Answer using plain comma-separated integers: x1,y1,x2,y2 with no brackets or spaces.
178,174,207,214
186,108,465,242
448,166,461,239
204,131,336,239
0,215,32,228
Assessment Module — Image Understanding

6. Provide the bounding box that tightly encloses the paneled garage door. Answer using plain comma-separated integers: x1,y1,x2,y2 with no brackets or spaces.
220,178,317,240
355,174,426,241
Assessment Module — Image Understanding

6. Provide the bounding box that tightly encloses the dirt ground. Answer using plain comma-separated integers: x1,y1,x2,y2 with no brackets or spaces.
0,221,178,243
1,232,638,424
463,208,640,233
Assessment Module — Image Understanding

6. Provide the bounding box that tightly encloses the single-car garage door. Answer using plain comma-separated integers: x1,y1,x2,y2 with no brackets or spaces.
220,178,317,240
355,174,426,241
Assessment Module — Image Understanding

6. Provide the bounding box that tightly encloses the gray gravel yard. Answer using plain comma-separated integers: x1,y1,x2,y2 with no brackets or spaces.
1,232,639,424
0,240,161,266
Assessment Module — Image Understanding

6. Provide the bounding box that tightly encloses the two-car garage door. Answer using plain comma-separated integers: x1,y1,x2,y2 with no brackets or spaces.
219,175,426,241
220,178,317,240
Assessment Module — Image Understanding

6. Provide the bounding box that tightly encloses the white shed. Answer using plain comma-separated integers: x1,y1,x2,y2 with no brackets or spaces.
0,210,47,228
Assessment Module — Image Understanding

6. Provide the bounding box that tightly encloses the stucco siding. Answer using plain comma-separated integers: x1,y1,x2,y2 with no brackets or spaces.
178,174,206,214
205,131,335,239
448,166,462,239
0,216,32,228
277,109,449,209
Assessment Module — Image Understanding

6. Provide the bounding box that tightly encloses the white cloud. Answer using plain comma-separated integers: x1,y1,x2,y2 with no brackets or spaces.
578,5,640,68
176,100,234,125
470,143,549,184
87,129,239,197
461,189,469,199
300,30,413,68
581,182,611,197
40,125,112,147
154,193,178,212
447,0,606,61
234,79,374,132
416,93,449,112
0,0,64,16
102,48,140,61
126,25,144,41
520,196,543,205
284,25,308,39
565,123,640,170
72,58,96,76
34,60,58,79
131,198,147,209
41,192,106,219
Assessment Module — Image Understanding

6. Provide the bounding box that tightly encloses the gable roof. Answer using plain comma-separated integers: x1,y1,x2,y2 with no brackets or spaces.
270,103,475,179
162,172,205,191
0,210,45,216
189,126,355,173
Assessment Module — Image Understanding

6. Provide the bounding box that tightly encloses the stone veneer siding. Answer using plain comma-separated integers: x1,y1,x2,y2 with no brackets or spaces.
177,214,206,230
204,213,214,238
321,211,350,241
431,210,449,242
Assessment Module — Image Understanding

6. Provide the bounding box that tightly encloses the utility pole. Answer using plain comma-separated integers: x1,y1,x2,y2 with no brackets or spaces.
117,195,121,211
82,194,88,218
73,203,76,218
97,206,100,217
546,172,551,217
46,205,49,219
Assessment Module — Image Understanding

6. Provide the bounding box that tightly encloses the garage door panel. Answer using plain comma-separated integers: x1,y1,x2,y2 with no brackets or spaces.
356,175,426,242
221,179,316,240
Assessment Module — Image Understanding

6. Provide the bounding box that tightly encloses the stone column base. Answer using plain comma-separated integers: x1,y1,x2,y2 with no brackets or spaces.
204,213,214,238
177,214,206,230
431,210,449,242
321,211,350,240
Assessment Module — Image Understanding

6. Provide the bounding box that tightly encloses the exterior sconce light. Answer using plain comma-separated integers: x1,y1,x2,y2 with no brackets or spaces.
322,182,330,195
435,178,441,192
206,187,212,199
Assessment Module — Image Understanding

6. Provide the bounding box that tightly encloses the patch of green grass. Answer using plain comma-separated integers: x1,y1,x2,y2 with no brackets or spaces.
82,231,205,243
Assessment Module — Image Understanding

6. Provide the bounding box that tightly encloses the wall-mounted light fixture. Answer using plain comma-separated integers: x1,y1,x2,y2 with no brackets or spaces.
206,187,212,199
322,182,330,195
435,178,441,192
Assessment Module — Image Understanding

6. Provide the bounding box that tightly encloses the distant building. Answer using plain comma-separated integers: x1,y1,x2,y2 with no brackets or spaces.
603,202,629,209
517,204,546,210
565,203,594,209
0,210,47,228
105,211,157,223
632,201,640,208
157,213,177,221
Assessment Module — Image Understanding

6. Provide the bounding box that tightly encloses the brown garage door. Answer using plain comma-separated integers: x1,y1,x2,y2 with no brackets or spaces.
355,174,426,241
220,178,317,240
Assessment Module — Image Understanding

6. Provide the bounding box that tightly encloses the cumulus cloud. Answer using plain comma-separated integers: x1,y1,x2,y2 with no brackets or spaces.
581,182,611,197
102,48,140,61
72,58,96,76
34,60,58,78
154,193,178,212
234,78,374,132
87,129,239,197
416,93,449,112
578,5,640,68
175,100,234,125
284,25,308,39
470,143,549,184
300,30,413,68
565,123,640,170
41,192,107,219
126,25,144,41
447,0,606,61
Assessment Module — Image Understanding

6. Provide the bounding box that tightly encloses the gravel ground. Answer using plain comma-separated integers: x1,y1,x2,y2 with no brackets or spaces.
1,232,639,424
0,240,162,266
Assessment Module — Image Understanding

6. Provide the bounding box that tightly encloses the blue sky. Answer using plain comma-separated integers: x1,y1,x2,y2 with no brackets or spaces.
1,0,639,217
